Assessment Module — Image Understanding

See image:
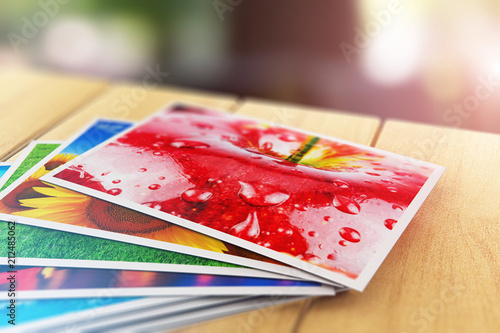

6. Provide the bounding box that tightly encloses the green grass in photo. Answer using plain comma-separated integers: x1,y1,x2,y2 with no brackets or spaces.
1,143,60,191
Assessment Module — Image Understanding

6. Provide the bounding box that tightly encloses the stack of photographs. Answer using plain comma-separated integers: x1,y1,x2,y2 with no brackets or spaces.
0,104,445,332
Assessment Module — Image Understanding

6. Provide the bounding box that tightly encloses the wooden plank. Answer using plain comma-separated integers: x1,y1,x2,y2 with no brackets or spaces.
298,120,500,333
172,100,381,333
235,99,381,144
0,69,108,160
38,84,239,141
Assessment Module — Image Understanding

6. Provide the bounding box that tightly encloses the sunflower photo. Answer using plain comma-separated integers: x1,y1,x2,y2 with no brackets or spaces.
0,142,239,268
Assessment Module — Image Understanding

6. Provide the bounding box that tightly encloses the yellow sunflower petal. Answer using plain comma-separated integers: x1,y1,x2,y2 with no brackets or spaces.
26,166,50,182
34,184,84,199
149,226,228,253
51,153,78,164
14,195,90,227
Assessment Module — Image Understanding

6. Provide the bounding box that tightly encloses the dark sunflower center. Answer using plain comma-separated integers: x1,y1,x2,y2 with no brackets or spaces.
85,198,171,234
44,161,65,171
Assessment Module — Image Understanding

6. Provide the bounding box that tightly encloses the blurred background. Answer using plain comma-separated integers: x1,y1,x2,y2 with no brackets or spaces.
1,0,499,134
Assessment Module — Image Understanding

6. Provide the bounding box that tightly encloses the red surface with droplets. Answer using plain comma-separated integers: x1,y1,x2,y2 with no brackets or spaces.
55,105,433,278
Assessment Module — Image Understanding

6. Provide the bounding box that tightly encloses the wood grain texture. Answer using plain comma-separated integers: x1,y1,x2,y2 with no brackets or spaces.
297,120,500,333
0,69,108,160
38,84,238,141
171,100,381,333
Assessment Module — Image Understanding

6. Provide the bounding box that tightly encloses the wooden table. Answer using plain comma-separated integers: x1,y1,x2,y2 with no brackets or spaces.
1,68,498,333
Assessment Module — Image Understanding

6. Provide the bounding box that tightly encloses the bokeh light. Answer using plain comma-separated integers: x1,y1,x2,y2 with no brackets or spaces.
0,0,498,133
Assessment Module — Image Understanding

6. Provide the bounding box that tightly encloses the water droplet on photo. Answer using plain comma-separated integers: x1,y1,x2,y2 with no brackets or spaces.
294,204,308,211
327,252,338,260
170,140,210,149
339,240,348,246
148,184,161,190
101,171,111,176
106,188,122,196
262,142,273,150
158,176,165,180
138,168,147,173
112,179,121,184
181,188,212,203
153,151,164,156
230,212,260,238
298,253,322,264
221,135,238,141
333,180,350,188
384,219,397,230
333,195,360,215
339,227,361,243
191,122,214,130
238,181,289,206
278,134,297,142
308,231,318,237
